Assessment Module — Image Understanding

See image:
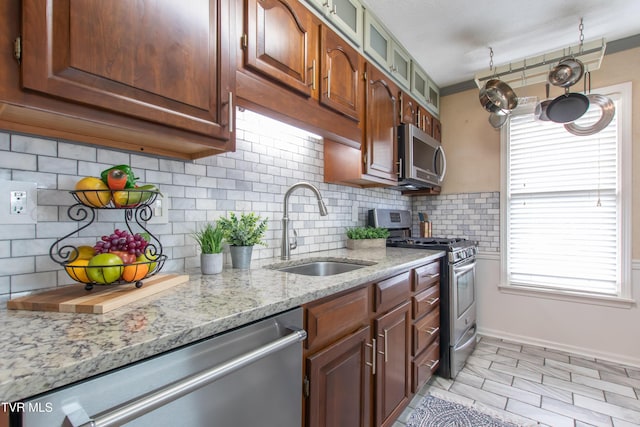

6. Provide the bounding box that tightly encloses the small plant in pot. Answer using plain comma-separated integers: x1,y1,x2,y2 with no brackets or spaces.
192,222,225,275
217,212,268,269
345,226,390,250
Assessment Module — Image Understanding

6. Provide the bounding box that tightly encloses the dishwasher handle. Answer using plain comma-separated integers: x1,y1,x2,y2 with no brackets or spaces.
66,328,307,427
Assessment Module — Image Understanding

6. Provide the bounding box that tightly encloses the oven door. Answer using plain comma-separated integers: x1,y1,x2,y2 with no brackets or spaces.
449,257,476,345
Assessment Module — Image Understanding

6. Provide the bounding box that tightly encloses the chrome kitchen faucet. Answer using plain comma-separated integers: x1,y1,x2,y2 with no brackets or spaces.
281,182,328,260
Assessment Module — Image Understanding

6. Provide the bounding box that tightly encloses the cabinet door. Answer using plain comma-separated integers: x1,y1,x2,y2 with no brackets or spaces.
399,92,417,125
433,117,442,142
375,301,411,427
21,0,232,139
319,26,361,121
390,43,411,89
417,106,434,136
307,326,372,427
427,80,440,115
245,0,314,96
363,11,390,68
364,64,397,182
411,62,430,106
329,0,363,46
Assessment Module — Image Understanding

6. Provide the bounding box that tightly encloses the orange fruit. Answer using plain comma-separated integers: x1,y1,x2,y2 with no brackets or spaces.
75,177,112,207
65,259,90,283
121,262,150,282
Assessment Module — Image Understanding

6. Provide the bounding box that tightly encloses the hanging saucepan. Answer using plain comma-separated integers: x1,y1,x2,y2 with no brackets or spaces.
548,56,584,88
479,79,518,113
488,109,509,129
564,73,616,136
534,83,552,121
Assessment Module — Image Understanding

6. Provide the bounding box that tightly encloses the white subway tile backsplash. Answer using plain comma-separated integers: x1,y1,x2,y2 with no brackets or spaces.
58,141,96,161
12,134,57,156
0,152,37,171
0,132,10,150
131,154,160,171
0,240,9,258
38,157,77,175
0,225,36,240
97,148,129,166
0,256,34,276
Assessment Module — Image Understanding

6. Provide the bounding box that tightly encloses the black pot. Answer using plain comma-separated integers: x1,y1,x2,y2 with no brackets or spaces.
546,92,590,123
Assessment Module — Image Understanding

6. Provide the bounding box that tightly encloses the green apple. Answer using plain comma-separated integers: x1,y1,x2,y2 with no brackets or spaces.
87,253,124,284
137,250,159,273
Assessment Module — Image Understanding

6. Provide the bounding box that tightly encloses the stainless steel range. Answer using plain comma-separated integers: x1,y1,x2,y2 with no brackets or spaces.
369,208,477,379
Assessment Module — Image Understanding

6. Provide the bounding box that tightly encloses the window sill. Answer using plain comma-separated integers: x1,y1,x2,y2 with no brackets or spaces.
498,283,636,309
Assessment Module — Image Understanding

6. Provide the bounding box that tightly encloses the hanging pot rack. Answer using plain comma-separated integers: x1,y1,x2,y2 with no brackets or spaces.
474,38,606,90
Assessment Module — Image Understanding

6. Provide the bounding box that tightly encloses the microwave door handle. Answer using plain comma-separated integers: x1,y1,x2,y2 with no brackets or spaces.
436,146,447,182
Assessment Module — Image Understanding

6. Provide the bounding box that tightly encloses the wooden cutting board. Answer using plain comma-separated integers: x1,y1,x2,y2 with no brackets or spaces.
7,274,189,314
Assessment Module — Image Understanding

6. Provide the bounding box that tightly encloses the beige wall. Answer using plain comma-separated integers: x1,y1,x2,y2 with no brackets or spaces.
440,46,640,257
440,47,640,366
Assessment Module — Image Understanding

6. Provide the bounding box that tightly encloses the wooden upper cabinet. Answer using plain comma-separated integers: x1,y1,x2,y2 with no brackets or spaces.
21,0,232,140
364,63,398,183
399,92,417,125
433,117,442,141
417,106,434,136
319,26,361,121
244,0,315,96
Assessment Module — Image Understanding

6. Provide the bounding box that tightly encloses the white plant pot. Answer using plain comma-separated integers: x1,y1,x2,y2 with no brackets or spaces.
201,253,223,275
346,238,387,250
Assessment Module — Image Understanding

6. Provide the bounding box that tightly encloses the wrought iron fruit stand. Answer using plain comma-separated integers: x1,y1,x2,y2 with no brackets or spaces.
49,189,167,291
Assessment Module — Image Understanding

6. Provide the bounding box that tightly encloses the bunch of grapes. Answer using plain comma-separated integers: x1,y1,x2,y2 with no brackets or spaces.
94,229,149,256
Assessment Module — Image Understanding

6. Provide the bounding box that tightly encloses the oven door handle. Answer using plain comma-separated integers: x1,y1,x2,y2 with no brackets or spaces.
65,328,307,427
453,260,475,276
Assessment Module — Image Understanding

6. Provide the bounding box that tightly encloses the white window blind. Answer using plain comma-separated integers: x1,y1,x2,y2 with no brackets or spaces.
506,97,621,295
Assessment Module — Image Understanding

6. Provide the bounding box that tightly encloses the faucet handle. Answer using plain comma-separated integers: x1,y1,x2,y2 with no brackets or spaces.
290,229,298,251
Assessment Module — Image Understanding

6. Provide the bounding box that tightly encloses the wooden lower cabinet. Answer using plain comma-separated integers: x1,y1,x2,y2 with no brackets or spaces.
303,258,441,427
374,301,411,427
306,326,372,427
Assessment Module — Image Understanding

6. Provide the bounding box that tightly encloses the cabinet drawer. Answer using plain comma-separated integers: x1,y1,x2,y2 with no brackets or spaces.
374,271,411,313
412,306,440,356
305,286,369,352
412,285,440,319
413,261,440,292
412,339,439,393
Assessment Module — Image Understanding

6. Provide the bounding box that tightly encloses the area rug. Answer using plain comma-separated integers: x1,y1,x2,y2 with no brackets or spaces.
406,395,519,427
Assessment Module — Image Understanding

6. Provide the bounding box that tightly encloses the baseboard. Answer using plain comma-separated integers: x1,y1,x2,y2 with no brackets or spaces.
477,326,640,369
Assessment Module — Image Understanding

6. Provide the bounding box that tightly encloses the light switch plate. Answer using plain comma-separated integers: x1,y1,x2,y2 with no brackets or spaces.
0,180,37,224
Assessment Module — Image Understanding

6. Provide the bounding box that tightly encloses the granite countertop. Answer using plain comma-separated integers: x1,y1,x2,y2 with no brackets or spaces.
0,247,443,402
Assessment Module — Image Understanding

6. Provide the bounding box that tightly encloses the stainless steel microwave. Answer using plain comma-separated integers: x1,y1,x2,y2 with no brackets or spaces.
396,123,446,190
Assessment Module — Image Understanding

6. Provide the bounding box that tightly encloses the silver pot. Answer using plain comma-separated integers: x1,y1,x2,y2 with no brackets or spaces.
488,110,509,129
479,79,518,113
548,57,584,88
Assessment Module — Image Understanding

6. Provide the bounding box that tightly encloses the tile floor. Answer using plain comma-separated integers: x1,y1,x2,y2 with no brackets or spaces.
394,336,640,427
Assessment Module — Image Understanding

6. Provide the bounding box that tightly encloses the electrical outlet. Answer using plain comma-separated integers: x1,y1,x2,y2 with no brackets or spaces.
0,180,37,224
147,196,170,224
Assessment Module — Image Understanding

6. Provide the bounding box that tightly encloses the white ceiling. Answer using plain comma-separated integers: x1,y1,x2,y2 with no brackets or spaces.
361,0,640,89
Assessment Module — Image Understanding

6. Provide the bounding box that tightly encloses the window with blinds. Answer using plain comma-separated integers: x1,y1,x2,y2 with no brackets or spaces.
504,89,627,297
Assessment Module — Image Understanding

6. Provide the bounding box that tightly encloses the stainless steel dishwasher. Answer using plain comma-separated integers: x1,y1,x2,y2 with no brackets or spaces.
18,308,305,427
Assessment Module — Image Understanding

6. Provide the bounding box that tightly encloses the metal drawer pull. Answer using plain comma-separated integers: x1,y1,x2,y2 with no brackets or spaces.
67,329,307,427
228,91,234,133
427,359,438,370
365,338,377,375
425,326,439,336
427,297,439,305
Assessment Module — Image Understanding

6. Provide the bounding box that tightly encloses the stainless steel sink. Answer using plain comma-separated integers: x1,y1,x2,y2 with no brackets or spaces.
269,259,375,276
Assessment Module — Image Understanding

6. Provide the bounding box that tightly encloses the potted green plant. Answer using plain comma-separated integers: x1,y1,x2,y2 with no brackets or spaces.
345,226,390,250
217,212,268,269
192,222,225,274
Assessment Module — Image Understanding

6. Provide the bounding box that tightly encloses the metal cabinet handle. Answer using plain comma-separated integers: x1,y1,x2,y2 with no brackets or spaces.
228,92,234,133
66,329,307,427
309,60,316,91
327,71,331,99
426,326,439,336
365,338,377,375
378,331,388,363
330,4,337,14
427,297,439,306
427,359,438,370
